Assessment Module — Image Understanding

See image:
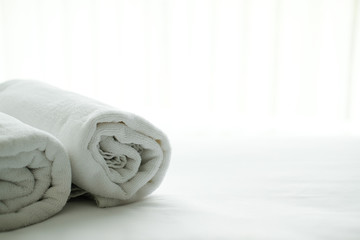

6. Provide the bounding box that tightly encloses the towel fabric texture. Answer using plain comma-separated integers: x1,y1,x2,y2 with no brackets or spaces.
0,80,171,207
0,112,71,231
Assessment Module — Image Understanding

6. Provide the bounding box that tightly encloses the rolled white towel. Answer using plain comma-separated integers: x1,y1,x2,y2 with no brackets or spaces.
0,80,171,207
0,112,71,231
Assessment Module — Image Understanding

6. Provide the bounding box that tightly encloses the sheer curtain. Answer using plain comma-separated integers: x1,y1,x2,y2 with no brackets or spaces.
0,0,359,135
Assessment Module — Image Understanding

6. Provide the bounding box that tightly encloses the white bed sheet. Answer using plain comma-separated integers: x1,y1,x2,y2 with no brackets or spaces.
2,134,360,239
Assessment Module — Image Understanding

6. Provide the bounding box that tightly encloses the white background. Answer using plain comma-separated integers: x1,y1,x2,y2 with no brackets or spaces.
1,0,360,137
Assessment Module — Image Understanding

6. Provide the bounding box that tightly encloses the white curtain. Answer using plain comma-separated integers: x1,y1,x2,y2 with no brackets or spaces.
0,0,359,135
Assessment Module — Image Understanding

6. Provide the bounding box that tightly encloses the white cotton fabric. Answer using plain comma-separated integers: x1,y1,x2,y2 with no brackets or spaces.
0,112,71,231
1,135,360,239
0,80,171,207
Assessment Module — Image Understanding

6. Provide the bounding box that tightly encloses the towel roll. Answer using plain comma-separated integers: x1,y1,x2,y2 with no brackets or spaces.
0,112,71,231
0,80,171,207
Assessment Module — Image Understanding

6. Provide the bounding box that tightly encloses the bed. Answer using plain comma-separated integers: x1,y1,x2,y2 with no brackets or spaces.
2,134,360,239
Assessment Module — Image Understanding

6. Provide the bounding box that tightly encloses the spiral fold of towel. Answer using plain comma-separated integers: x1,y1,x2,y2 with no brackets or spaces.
0,80,171,207
0,112,71,231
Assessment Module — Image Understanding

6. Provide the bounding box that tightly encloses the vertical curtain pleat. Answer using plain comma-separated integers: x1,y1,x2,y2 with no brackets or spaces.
349,0,360,119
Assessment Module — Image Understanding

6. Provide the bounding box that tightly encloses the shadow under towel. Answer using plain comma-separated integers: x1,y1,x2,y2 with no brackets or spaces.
0,80,171,207
0,112,71,231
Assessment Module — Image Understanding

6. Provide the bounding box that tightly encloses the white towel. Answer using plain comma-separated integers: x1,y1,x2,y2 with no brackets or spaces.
0,112,71,231
0,80,171,207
